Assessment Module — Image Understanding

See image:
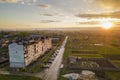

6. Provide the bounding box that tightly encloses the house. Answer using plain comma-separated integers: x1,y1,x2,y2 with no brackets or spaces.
52,38,59,43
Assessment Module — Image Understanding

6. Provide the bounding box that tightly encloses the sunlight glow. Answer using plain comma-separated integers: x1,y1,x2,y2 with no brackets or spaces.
100,22,113,29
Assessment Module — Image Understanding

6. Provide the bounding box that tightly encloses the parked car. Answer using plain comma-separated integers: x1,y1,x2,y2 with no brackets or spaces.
48,60,53,63
50,57,55,60
44,63,51,68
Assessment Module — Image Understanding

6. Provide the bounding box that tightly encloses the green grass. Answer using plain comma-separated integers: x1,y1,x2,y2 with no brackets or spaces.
57,77,68,80
60,31,120,80
94,45,120,55
105,71,120,80
68,44,120,55
0,74,41,80
112,60,120,67
71,54,103,58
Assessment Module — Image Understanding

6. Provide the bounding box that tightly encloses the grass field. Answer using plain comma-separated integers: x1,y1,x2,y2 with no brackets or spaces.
112,60,120,67
0,74,41,80
59,30,120,80
105,71,120,80
71,54,103,58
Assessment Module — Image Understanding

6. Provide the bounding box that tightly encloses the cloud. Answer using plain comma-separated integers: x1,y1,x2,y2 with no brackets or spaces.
0,0,21,3
95,0,120,9
39,12,64,17
114,21,120,25
39,13,53,16
37,4,51,8
40,20,59,23
0,0,37,3
77,21,99,25
75,11,120,19
32,0,36,2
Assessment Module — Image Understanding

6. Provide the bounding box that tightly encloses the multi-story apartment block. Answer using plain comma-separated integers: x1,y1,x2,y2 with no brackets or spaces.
8,36,52,68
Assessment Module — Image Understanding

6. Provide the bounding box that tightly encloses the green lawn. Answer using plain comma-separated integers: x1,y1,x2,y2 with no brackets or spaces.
112,60,120,67
58,77,67,80
60,31,120,80
71,54,103,58
105,71,120,80
0,74,40,80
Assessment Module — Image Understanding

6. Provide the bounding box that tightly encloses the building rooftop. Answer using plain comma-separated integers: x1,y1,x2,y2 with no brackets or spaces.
9,35,50,45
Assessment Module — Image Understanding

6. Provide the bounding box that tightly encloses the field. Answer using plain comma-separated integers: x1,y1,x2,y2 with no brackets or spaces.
58,30,120,80
0,74,40,80
69,58,118,71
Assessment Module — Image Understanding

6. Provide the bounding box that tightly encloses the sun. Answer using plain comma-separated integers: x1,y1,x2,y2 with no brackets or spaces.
100,22,113,29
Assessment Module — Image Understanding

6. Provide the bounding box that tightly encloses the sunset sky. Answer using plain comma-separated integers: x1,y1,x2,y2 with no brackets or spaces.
0,0,120,30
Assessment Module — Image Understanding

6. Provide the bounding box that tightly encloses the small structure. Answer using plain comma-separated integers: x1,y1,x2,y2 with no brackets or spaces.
62,73,79,80
4,34,10,38
52,38,59,43
79,70,96,80
69,56,77,63
62,70,97,80
1,43,7,47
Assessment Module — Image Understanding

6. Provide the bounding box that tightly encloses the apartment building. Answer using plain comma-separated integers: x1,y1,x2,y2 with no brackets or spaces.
8,36,52,68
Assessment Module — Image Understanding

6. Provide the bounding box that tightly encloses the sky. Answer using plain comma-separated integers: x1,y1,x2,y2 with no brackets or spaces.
0,0,120,30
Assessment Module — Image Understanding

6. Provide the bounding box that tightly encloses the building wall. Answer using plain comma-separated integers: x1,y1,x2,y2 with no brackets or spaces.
9,38,52,68
8,43,25,68
25,44,35,66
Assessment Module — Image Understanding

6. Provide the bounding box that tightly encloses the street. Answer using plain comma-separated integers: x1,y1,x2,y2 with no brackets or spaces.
43,36,68,80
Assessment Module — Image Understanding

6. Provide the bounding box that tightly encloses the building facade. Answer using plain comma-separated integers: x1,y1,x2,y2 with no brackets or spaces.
8,37,52,68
